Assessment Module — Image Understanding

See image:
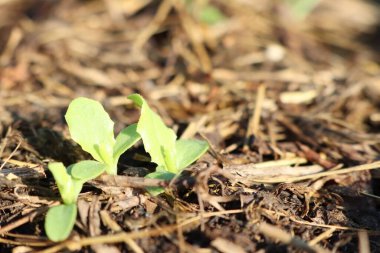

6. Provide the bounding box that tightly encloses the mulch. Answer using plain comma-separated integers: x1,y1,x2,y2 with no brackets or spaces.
0,0,380,252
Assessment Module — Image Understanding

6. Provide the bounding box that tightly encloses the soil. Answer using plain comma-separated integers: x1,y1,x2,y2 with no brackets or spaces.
1,0,380,252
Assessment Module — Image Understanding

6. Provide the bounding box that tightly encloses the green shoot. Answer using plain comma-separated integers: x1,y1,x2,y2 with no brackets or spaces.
65,97,141,175
48,162,83,205
128,94,209,195
128,94,177,173
45,161,105,241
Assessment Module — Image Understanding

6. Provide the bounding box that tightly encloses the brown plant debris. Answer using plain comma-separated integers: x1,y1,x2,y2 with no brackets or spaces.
0,0,380,252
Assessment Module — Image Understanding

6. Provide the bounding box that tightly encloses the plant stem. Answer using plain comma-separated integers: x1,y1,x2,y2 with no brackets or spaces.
105,163,118,175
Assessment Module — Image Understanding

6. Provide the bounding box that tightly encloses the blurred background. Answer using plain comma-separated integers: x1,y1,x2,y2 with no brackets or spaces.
0,0,380,158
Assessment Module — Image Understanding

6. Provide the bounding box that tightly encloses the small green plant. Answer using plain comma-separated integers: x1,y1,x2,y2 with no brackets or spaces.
65,97,141,175
185,0,226,25
45,98,140,241
45,161,105,241
198,4,225,25
128,94,209,195
45,94,209,241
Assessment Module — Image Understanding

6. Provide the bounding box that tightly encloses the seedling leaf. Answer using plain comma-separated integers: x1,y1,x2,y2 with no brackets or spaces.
175,139,209,170
145,170,175,196
45,204,77,242
114,123,141,159
146,170,176,181
128,94,177,173
128,94,210,195
69,160,106,181
48,162,70,192
128,94,143,107
199,5,225,25
48,162,81,204
65,97,115,166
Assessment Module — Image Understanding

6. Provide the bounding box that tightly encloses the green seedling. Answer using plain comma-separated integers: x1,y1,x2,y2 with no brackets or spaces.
65,97,141,175
198,4,225,25
45,161,105,241
185,0,226,25
128,94,209,195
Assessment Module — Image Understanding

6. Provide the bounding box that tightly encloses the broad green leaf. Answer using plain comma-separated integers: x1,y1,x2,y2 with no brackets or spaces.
145,170,175,196
155,165,168,172
69,160,106,181
48,162,84,204
175,139,209,170
114,123,141,159
45,204,77,242
146,170,176,181
128,94,177,173
65,97,115,166
199,5,225,25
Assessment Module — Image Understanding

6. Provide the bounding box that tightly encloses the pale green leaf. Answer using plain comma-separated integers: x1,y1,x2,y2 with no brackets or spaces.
128,94,177,173
199,5,225,25
48,163,77,204
69,160,106,181
155,165,168,172
65,97,115,166
145,170,175,196
45,204,77,242
128,94,143,107
146,170,176,181
48,162,70,192
175,139,209,170
114,123,140,159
